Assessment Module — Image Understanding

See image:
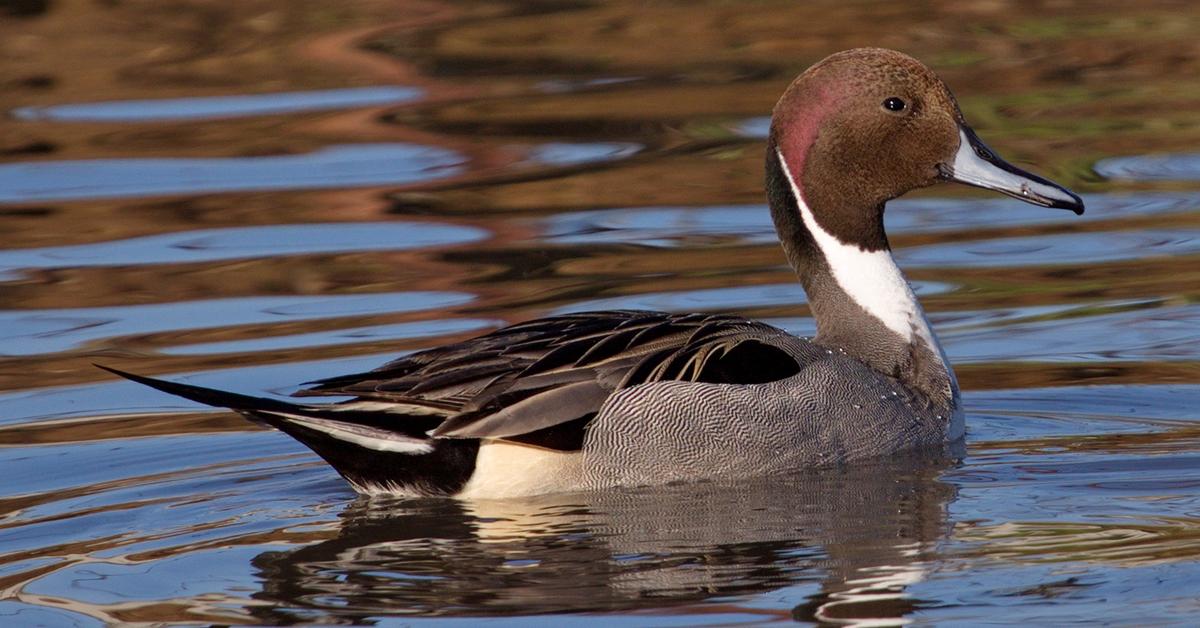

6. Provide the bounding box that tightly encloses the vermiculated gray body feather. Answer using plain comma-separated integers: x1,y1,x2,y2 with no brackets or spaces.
582,335,943,489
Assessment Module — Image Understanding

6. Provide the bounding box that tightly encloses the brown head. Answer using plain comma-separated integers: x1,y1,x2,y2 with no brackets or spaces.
767,48,1083,253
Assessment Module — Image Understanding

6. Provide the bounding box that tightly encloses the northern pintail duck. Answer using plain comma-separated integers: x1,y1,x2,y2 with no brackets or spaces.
103,49,1083,498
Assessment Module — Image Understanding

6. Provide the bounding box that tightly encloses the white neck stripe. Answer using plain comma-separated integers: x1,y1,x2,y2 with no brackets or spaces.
775,148,934,345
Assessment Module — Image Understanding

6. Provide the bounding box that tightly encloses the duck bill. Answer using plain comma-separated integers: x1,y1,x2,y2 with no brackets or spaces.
939,126,1084,215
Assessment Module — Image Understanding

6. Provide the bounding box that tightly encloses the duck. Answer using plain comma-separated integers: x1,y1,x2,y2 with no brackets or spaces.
101,48,1084,499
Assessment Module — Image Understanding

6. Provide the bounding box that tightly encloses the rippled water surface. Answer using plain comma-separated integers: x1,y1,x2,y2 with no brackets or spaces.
3,1,1200,625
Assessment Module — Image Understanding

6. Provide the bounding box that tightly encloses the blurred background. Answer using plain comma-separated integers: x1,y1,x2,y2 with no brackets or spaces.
2,1,1200,625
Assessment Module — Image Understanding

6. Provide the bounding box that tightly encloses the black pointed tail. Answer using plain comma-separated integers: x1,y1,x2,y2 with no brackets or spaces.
97,364,305,415
96,365,478,495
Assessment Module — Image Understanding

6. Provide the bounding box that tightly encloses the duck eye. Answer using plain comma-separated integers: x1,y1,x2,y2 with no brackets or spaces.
883,97,907,112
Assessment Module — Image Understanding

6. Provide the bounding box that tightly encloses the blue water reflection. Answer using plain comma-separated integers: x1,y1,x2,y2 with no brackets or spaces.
0,144,463,203
11,86,422,122
1,292,473,356
164,318,499,356
0,222,487,279
1095,153,1200,181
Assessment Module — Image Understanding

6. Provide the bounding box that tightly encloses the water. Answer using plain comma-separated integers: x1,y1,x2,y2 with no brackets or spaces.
2,1,1199,625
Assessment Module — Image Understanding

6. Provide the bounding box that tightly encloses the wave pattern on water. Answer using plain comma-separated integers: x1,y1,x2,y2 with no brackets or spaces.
0,144,465,203
2,1,1200,626
11,86,424,122
1095,153,1200,181
0,222,487,279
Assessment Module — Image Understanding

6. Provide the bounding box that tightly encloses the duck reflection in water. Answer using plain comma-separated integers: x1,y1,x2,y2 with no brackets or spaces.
247,453,957,625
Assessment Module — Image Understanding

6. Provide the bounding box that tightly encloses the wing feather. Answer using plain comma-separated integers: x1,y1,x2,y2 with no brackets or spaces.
432,380,611,438
290,311,806,450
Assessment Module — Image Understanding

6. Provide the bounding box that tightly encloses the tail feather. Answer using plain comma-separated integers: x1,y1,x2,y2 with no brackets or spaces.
97,364,479,495
98,364,432,442
97,364,306,415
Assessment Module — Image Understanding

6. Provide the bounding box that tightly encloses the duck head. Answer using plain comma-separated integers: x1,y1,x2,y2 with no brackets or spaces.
768,48,1083,253
763,49,1083,417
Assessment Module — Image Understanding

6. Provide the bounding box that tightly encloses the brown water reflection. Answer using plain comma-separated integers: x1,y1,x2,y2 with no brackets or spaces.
3,0,1200,625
